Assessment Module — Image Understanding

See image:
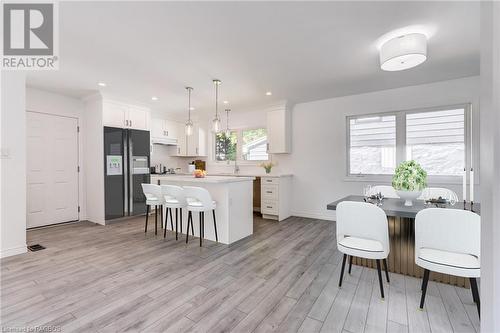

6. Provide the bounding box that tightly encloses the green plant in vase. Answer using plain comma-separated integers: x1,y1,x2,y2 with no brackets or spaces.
260,162,275,174
392,160,427,206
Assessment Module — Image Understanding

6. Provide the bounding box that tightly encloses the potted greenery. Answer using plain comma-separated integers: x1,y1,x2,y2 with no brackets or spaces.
260,162,275,174
392,160,427,206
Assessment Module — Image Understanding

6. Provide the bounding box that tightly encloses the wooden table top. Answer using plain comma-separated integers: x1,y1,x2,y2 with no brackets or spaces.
326,195,480,218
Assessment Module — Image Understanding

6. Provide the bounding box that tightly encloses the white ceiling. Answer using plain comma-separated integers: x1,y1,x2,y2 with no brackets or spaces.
27,1,480,117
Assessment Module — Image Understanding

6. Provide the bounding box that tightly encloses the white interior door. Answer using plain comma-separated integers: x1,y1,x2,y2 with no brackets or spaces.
26,112,79,228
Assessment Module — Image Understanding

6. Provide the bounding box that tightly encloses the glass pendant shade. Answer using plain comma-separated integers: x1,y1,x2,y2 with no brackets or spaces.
185,120,193,136
212,116,221,133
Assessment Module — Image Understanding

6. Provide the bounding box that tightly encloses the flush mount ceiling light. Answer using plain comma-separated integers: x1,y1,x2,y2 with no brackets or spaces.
212,79,222,133
380,33,427,71
185,87,194,136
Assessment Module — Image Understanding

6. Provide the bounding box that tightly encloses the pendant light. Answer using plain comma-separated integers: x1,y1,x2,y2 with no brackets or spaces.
212,79,222,133
185,87,194,136
224,108,231,137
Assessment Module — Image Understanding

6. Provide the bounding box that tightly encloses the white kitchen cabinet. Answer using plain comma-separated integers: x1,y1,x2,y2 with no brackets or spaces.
103,100,150,130
176,123,207,157
267,106,291,154
261,175,292,221
176,122,187,156
151,118,179,144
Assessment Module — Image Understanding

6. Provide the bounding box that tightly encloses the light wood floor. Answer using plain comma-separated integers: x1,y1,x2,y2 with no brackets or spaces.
1,215,479,333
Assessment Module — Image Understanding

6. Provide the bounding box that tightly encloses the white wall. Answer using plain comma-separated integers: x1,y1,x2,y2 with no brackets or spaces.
1,72,27,258
479,1,500,330
25,87,87,220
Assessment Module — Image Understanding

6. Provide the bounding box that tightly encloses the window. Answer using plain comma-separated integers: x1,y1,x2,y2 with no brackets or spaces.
213,127,269,163
347,105,469,178
214,131,237,161
242,128,269,161
349,115,396,175
406,109,465,176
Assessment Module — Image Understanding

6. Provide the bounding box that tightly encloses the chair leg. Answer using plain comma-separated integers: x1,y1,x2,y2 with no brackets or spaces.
175,208,178,241
160,205,163,230
163,207,168,238
348,255,353,274
199,212,203,247
376,259,385,299
186,211,192,244
419,269,430,309
339,254,347,287
154,206,158,235
144,205,150,233
470,278,480,317
191,215,194,236
169,208,174,231
383,258,390,283
212,209,218,242
180,208,183,234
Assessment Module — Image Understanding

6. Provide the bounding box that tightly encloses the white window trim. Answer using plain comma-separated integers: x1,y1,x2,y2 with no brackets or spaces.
211,126,269,165
345,103,473,185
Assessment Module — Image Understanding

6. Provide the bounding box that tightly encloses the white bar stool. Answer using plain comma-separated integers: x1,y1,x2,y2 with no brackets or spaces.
368,185,400,199
183,186,218,247
415,208,480,316
141,184,164,235
160,185,188,240
418,187,459,203
336,201,390,298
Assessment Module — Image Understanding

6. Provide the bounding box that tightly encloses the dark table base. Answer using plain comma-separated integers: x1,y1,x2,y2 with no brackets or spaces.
351,216,469,288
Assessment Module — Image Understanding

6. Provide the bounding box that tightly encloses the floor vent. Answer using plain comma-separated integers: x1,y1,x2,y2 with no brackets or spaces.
28,244,46,252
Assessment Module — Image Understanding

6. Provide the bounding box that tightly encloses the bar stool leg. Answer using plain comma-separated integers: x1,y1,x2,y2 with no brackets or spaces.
175,208,178,241
180,208,183,234
348,256,353,274
155,205,158,235
169,208,174,232
212,209,218,242
186,211,192,244
470,278,480,317
376,259,385,299
167,207,168,238
160,205,163,231
383,258,390,283
199,212,203,247
144,205,150,233
420,269,430,309
339,254,347,287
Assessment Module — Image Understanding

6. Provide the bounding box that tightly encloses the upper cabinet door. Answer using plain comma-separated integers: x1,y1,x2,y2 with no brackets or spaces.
127,106,149,131
103,101,127,128
151,118,165,138
267,107,291,154
164,119,179,139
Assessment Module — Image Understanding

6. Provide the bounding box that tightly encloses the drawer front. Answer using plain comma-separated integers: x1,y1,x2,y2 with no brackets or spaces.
261,185,279,201
261,200,278,215
262,177,280,185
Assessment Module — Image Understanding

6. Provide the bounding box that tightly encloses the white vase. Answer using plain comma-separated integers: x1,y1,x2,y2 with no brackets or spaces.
396,190,422,206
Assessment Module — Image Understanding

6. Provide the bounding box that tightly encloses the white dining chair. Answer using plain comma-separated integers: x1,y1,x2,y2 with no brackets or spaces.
183,186,218,247
415,208,480,316
336,201,390,298
141,184,164,235
161,185,188,240
419,187,459,204
368,185,400,199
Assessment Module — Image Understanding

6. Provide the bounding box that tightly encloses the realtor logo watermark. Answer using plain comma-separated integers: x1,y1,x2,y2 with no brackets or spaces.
1,1,59,70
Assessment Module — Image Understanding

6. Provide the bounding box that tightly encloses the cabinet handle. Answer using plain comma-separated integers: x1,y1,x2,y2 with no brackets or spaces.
166,130,168,136
266,191,272,194
125,119,128,126
266,179,272,182
267,206,272,209
130,120,132,127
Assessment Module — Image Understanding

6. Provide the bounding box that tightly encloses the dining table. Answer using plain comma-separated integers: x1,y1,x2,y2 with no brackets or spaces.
327,195,480,288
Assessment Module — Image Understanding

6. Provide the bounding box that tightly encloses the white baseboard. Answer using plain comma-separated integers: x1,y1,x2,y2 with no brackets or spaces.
0,245,27,258
291,210,336,221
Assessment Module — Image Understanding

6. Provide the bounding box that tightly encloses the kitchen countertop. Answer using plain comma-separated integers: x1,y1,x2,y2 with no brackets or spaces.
171,172,292,178
151,174,255,184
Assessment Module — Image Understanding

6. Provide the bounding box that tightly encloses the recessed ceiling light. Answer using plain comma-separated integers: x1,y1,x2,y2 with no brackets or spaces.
189,107,195,111
151,96,158,101
265,91,272,96
223,100,229,104
97,82,106,87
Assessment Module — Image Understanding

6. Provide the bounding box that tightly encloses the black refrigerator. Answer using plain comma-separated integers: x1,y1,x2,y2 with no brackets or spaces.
104,127,150,220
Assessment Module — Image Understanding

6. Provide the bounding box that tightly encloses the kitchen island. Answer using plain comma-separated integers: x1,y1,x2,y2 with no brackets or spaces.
151,174,255,244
